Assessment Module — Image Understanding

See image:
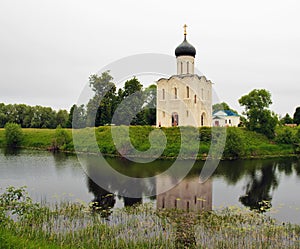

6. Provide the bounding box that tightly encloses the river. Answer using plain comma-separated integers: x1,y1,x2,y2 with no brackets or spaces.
0,148,299,223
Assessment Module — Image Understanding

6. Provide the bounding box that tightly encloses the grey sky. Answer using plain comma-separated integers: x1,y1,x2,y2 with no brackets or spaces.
0,0,299,117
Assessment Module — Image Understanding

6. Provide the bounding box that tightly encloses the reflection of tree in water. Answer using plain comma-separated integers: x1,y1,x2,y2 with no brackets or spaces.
123,197,142,207
239,163,279,213
87,176,144,218
293,160,300,177
87,177,116,218
3,147,21,156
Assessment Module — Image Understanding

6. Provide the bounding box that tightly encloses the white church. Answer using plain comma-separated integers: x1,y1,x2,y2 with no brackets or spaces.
156,25,213,127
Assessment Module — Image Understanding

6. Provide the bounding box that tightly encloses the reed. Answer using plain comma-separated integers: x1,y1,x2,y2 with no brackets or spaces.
1,186,299,248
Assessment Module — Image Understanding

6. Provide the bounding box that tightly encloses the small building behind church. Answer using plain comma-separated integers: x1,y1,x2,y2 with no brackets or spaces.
156,25,212,127
212,110,240,127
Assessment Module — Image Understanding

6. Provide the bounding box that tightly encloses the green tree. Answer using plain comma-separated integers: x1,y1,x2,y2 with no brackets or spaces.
22,105,33,128
87,71,116,126
280,113,293,125
4,123,23,147
30,106,57,128
293,107,300,125
56,109,69,128
112,77,144,125
238,89,278,139
72,104,87,128
142,84,157,125
122,76,143,98
0,103,7,127
213,102,238,114
66,104,75,128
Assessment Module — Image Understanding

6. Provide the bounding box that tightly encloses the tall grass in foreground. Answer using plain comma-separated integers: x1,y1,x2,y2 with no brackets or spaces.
1,186,300,248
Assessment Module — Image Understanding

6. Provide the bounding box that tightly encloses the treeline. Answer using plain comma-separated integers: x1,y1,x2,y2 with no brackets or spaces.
0,103,70,128
0,71,156,129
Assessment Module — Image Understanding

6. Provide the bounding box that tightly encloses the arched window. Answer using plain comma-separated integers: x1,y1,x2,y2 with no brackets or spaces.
187,62,189,74
181,62,183,74
194,94,197,103
162,89,165,100
186,86,189,98
174,87,178,99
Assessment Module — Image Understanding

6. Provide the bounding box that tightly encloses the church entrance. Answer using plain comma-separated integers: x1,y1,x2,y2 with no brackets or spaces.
172,112,179,126
201,113,206,126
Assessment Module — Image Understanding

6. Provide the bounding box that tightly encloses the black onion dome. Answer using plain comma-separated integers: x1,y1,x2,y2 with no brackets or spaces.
175,37,196,57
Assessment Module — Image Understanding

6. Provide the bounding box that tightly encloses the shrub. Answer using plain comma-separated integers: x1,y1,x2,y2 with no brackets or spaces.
275,127,293,144
293,127,300,154
52,125,72,150
223,128,245,159
199,127,211,142
4,122,23,147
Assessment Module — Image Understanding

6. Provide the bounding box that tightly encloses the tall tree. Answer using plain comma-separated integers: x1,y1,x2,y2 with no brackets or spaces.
87,71,116,126
122,77,143,98
66,104,76,128
142,84,157,125
72,104,87,128
293,107,300,125
0,103,7,127
239,89,278,139
56,109,69,128
112,77,144,125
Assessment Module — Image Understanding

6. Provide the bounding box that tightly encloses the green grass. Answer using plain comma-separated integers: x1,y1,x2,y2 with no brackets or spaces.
0,228,64,249
0,126,298,160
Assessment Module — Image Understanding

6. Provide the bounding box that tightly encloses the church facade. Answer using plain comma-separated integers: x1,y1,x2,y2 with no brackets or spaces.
156,26,213,127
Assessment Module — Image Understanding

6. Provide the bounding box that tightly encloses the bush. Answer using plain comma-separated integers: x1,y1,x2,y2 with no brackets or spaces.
293,127,300,154
199,127,211,142
223,128,245,159
275,127,293,144
52,125,72,150
4,123,23,147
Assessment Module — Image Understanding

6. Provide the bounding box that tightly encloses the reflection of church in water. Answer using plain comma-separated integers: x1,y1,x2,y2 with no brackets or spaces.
156,176,212,211
88,175,212,213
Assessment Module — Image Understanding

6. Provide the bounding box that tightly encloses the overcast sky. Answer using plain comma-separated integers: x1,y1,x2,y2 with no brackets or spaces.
1,0,299,117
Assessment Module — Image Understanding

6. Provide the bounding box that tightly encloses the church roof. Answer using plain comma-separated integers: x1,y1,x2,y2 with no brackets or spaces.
175,24,196,58
213,110,239,117
156,74,206,83
175,38,196,58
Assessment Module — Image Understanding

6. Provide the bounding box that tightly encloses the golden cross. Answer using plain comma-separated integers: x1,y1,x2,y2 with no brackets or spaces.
183,24,187,36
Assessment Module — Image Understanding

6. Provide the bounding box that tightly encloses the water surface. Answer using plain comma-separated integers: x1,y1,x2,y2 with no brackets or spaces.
0,149,299,223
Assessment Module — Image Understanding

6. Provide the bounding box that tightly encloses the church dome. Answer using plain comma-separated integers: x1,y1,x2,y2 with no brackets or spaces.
175,37,196,58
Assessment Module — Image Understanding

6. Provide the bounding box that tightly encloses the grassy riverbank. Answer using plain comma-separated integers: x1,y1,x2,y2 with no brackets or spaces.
0,186,299,249
0,126,298,159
